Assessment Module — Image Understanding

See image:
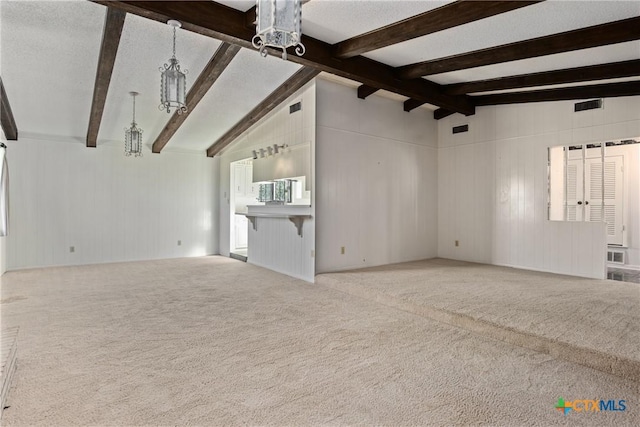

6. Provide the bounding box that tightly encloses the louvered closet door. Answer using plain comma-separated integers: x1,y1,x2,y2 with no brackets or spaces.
585,156,624,245
566,159,583,221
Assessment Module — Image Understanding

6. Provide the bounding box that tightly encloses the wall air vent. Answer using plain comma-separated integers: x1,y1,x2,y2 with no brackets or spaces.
574,99,602,112
452,124,469,134
607,250,625,265
289,102,302,114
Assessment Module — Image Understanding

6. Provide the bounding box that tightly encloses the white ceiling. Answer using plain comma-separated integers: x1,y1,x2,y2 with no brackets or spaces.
99,12,223,149
169,49,301,151
1,0,639,152
365,1,640,66
0,0,104,142
430,40,640,86
301,0,451,45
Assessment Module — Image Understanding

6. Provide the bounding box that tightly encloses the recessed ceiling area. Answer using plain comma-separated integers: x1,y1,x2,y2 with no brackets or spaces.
1,0,638,152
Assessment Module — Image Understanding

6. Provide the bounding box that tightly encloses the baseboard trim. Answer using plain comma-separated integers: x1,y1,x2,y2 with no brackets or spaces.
492,262,605,280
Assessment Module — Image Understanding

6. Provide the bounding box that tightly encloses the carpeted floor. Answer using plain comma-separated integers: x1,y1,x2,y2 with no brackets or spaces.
317,258,640,382
1,256,638,425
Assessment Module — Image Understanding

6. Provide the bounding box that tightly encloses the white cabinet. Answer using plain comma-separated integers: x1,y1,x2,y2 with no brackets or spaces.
245,164,257,199
233,163,246,195
233,161,256,198
234,214,248,249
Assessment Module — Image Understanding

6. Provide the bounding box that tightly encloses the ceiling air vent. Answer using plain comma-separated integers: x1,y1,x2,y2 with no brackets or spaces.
452,124,468,134
289,102,302,114
574,99,602,112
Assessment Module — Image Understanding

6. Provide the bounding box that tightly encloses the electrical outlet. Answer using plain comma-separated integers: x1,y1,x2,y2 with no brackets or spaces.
341,246,345,255
69,246,75,253
311,250,315,258
455,240,459,247
177,240,182,246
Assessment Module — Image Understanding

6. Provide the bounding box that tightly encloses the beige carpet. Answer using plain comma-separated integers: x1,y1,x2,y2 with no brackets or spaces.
317,258,640,383
1,256,638,425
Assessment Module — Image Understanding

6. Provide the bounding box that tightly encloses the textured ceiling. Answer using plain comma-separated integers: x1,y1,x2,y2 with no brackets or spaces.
1,0,639,152
99,12,223,149
169,49,301,151
302,0,450,44
430,40,640,86
0,0,104,142
365,1,640,66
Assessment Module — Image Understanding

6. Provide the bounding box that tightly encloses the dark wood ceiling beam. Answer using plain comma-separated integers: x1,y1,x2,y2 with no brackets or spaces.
444,59,640,95
404,99,426,112
296,36,473,113
334,1,542,59
90,1,474,116
206,67,320,157
86,7,126,148
396,16,640,79
473,81,640,106
152,43,240,153
357,85,379,99
245,5,256,27
434,109,455,120
0,77,18,140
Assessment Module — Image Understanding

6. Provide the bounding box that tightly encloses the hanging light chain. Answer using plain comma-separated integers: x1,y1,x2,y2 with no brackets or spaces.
172,25,177,59
132,93,136,125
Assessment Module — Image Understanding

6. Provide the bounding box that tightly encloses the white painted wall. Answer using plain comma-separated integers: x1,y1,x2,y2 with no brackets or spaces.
246,206,315,282
437,96,640,278
0,134,6,275
315,78,438,273
218,81,316,282
6,137,218,270
0,236,6,275
607,143,640,268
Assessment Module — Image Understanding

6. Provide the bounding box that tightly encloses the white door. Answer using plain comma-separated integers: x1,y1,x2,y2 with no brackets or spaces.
585,156,624,245
566,159,583,221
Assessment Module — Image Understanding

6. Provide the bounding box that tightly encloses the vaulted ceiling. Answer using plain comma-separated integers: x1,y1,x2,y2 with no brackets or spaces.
1,0,639,155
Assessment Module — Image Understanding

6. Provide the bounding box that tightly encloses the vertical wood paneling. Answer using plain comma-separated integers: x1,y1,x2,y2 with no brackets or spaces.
316,79,438,273
5,137,217,270
494,140,510,265
247,217,315,282
219,82,316,282
472,141,495,263
438,148,455,259
438,96,640,279
0,237,6,275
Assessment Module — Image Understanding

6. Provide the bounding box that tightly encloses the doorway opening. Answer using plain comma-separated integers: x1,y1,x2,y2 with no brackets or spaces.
230,158,256,262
